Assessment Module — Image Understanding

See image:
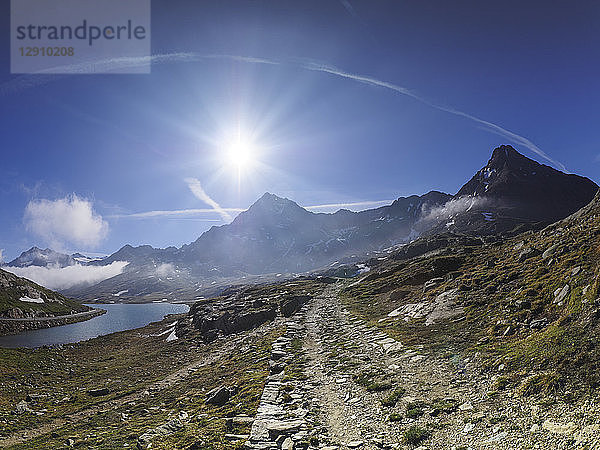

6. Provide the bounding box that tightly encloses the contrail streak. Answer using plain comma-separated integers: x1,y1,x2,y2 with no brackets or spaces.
0,52,567,171
185,177,233,222
105,199,396,219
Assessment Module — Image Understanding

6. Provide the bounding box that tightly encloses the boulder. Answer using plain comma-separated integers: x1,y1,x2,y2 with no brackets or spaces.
518,247,541,262
205,386,231,406
530,318,548,330
423,277,444,292
87,388,110,397
542,420,577,434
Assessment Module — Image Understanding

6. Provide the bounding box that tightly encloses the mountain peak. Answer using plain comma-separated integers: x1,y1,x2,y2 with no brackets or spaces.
255,192,289,204
7,246,75,268
247,192,306,213
455,144,598,223
487,145,536,170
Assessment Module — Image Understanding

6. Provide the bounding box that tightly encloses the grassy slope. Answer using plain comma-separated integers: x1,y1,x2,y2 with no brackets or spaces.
341,194,600,397
0,268,89,317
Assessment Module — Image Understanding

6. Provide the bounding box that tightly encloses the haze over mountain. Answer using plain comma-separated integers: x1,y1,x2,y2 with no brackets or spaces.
8,146,598,302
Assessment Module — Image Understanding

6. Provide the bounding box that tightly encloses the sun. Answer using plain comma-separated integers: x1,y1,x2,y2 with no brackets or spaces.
223,132,258,171
227,139,254,168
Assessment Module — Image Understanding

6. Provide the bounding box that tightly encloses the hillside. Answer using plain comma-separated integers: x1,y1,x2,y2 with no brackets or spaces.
0,268,90,319
0,268,99,335
344,190,600,388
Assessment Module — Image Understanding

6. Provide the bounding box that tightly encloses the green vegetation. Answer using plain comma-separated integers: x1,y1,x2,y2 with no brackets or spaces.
405,401,424,419
430,397,458,416
403,425,430,445
0,268,89,318
0,310,284,449
352,370,392,392
518,372,562,397
381,387,406,407
388,412,403,422
338,200,600,398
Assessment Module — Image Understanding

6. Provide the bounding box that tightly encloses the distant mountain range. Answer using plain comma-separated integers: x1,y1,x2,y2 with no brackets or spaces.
6,247,102,268
5,145,597,302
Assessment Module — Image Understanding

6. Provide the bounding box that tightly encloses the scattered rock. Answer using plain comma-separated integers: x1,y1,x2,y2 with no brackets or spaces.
205,386,231,406
542,244,559,259
553,285,570,305
423,277,444,292
87,387,110,397
542,420,577,434
137,411,189,449
458,401,473,411
463,422,475,433
14,400,32,415
530,318,548,330
518,247,541,262
281,437,294,449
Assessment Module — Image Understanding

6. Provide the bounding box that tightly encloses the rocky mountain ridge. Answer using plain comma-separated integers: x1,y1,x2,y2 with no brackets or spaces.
6,247,101,268
12,145,598,303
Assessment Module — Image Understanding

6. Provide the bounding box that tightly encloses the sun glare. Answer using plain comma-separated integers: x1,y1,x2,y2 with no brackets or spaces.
227,140,253,168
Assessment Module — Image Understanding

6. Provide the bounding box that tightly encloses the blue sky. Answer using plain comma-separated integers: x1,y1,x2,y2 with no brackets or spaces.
1,0,599,261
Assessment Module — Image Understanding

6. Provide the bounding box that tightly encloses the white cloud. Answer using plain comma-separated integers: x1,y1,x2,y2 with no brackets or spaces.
4,261,129,291
185,178,233,222
0,249,3,264
24,195,108,249
419,196,490,226
156,263,176,277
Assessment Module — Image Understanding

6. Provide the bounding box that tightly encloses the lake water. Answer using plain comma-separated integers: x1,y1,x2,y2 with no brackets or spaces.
0,303,190,348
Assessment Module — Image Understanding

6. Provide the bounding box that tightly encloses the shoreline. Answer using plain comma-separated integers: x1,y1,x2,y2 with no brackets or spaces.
0,308,106,336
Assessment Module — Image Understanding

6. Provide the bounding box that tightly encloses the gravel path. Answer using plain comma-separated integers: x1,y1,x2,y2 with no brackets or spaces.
277,283,600,449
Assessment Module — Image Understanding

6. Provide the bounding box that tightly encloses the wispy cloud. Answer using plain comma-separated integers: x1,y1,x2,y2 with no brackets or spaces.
0,249,3,264
300,61,567,172
185,178,234,222
24,195,108,250
4,261,128,290
339,0,358,17
0,52,567,171
108,198,394,219
109,207,243,219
